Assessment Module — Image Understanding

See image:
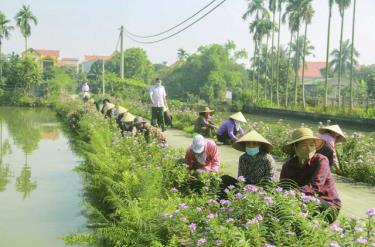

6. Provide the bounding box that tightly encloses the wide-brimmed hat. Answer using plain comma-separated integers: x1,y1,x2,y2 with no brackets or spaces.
232,130,273,153
230,112,247,123
117,106,128,114
192,134,207,153
199,106,215,114
121,113,135,123
133,116,146,125
319,124,347,143
103,102,115,112
283,127,325,154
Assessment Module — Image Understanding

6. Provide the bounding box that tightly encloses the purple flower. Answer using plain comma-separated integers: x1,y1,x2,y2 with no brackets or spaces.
172,209,180,216
302,195,320,204
330,224,343,233
196,207,203,213
301,211,308,217
329,241,340,247
283,190,296,197
235,192,243,199
219,199,231,206
179,203,189,209
246,218,258,225
214,240,222,246
238,176,246,182
207,213,216,220
263,244,276,247
255,214,263,221
224,188,230,194
228,185,235,190
188,223,196,232
275,187,283,192
354,226,363,232
244,184,257,192
356,237,368,244
366,208,375,216
264,196,273,205
197,238,206,246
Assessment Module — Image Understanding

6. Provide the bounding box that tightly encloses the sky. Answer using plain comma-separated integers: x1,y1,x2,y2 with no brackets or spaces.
1,0,375,66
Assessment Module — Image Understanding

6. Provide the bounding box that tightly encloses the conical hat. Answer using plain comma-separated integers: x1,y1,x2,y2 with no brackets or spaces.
199,106,215,114
230,112,247,123
121,113,135,123
117,106,128,114
232,130,273,152
102,102,115,113
319,125,346,143
283,127,325,154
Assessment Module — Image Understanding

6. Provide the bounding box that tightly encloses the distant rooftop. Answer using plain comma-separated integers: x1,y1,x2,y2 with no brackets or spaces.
33,49,60,58
298,61,326,78
84,55,111,62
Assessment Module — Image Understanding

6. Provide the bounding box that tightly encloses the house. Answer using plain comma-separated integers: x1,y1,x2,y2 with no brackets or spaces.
60,58,79,72
27,49,60,69
82,55,111,73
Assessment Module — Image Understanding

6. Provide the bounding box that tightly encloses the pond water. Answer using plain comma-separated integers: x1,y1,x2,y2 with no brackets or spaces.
0,107,85,247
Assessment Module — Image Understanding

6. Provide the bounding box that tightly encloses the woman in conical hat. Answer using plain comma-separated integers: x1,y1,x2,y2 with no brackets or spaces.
216,112,246,144
232,130,275,185
118,112,136,136
194,106,217,138
279,127,341,224
317,124,346,171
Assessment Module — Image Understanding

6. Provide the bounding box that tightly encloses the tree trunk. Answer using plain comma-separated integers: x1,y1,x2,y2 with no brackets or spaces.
350,0,357,110
285,32,293,107
301,21,309,109
276,8,282,106
0,39,2,85
294,29,300,106
324,3,333,108
257,39,261,100
270,9,276,104
264,35,270,101
252,43,257,98
25,37,28,55
338,11,345,108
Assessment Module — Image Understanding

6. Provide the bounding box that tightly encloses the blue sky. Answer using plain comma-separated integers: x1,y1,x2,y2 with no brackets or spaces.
1,0,375,66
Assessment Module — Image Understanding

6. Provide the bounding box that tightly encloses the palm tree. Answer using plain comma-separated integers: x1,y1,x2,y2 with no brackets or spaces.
349,0,357,109
330,40,359,85
275,0,285,106
300,1,314,108
14,5,38,54
177,48,189,62
269,0,277,104
324,0,335,108
335,0,351,107
0,12,14,84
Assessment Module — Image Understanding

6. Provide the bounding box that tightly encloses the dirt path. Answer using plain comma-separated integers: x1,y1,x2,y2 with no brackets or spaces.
164,128,375,218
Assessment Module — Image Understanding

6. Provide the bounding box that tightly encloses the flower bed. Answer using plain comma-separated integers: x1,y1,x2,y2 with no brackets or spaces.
55,100,374,246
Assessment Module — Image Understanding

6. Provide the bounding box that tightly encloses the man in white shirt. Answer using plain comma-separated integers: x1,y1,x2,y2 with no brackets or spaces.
81,82,90,101
149,78,168,131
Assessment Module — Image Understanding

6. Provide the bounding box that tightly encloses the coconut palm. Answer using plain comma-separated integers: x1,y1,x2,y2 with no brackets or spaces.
269,0,277,103
330,40,359,79
300,1,314,108
335,0,351,107
0,12,14,84
349,0,357,109
291,36,314,78
275,0,285,106
14,5,38,54
324,0,335,108
177,48,189,62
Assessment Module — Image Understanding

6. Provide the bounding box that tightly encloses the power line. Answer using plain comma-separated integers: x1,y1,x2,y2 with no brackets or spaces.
125,0,218,39
124,0,228,45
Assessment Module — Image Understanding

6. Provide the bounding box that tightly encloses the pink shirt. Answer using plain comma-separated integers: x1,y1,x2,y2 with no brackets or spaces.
185,140,220,173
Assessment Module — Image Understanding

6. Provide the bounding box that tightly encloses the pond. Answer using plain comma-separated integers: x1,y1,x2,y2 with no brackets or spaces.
0,107,85,247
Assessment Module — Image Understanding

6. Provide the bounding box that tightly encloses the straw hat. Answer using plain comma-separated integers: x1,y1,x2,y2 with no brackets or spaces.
103,102,115,113
121,113,135,123
232,130,273,152
133,116,146,125
117,106,128,114
230,112,247,123
319,125,347,143
199,106,215,114
283,127,325,154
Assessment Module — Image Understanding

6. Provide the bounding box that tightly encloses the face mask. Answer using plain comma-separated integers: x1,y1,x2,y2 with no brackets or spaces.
295,148,315,164
157,82,162,87
246,147,259,156
195,153,206,165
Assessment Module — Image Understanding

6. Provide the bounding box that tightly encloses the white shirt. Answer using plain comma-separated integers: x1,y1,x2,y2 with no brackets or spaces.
82,84,89,93
149,84,167,107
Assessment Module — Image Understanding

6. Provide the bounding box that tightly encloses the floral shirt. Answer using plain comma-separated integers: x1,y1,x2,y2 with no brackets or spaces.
237,152,276,184
185,140,220,173
280,153,341,208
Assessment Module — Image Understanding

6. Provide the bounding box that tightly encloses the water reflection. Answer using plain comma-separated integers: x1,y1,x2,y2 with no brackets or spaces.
0,122,12,192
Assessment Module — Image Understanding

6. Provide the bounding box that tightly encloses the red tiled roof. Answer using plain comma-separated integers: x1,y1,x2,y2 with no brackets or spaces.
84,55,111,62
298,62,326,78
61,57,79,61
33,49,60,58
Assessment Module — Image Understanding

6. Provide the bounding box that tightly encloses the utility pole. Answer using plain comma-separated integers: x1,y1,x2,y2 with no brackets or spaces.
102,59,105,95
120,25,124,79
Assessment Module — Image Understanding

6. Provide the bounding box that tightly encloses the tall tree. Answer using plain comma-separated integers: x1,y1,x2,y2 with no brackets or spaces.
335,0,351,107
349,0,357,109
0,12,14,84
300,1,314,108
275,0,285,106
14,5,37,54
330,40,359,80
324,0,334,108
269,0,277,104
177,48,189,62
